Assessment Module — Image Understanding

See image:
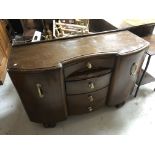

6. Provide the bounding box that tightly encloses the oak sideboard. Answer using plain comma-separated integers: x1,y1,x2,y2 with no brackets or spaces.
4,30,148,127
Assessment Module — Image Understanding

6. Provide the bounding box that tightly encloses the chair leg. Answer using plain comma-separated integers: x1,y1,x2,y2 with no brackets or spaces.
134,54,151,97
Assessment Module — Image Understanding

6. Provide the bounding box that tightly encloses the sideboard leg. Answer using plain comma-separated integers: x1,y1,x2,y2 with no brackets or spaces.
43,122,56,128
115,101,126,108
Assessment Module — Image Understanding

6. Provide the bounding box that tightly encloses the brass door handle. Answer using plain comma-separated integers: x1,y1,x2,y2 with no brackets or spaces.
130,63,138,76
88,82,95,89
36,83,44,98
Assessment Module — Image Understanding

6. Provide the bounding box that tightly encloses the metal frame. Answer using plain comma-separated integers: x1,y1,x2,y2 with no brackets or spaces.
134,53,152,97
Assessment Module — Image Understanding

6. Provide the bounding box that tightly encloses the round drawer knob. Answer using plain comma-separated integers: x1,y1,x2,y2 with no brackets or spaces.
88,106,93,112
88,82,95,89
88,95,94,102
86,62,92,69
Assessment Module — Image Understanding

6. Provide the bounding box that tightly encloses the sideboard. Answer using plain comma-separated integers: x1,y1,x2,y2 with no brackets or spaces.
6,30,149,127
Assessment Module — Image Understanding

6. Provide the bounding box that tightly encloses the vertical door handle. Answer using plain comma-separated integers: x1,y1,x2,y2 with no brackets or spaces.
36,83,44,98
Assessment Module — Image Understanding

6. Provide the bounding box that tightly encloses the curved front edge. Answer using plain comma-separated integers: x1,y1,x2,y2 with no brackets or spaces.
8,65,68,125
106,48,147,106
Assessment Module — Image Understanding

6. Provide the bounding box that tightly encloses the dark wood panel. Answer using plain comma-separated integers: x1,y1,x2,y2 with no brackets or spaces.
9,68,67,124
107,49,146,106
89,19,117,32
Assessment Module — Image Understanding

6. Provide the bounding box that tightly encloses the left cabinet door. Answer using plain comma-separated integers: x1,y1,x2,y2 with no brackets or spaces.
0,20,11,84
8,68,67,125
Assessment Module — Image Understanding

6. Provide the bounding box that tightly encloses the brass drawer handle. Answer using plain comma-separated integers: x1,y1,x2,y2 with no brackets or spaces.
88,106,93,112
88,82,95,89
88,95,94,102
36,83,44,98
86,62,92,69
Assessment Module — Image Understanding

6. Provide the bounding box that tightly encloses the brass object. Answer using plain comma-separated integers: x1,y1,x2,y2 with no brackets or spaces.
36,83,44,98
86,62,92,69
130,63,138,76
88,106,93,112
88,95,94,102
88,82,95,89
13,63,17,67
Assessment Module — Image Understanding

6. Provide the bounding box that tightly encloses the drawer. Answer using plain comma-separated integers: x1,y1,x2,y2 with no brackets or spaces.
66,72,111,95
67,87,108,115
64,56,115,78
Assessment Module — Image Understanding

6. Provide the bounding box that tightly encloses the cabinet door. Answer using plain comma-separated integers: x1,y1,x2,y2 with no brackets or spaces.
107,49,146,106
0,20,11,84
8,68,67,124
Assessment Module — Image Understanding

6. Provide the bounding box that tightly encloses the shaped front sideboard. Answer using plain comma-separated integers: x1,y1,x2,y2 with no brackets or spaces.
8,30,149,127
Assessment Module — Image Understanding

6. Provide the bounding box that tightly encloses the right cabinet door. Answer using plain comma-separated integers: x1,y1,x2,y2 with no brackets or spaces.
107,49,146,106
8,68,67,124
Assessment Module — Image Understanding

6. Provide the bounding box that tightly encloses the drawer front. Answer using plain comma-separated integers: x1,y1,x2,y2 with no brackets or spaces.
64,56,115,78
67,87,108,115
66,73,111,95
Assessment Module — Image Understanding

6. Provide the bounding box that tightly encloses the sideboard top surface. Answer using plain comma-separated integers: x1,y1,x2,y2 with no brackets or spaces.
8,31,149,70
